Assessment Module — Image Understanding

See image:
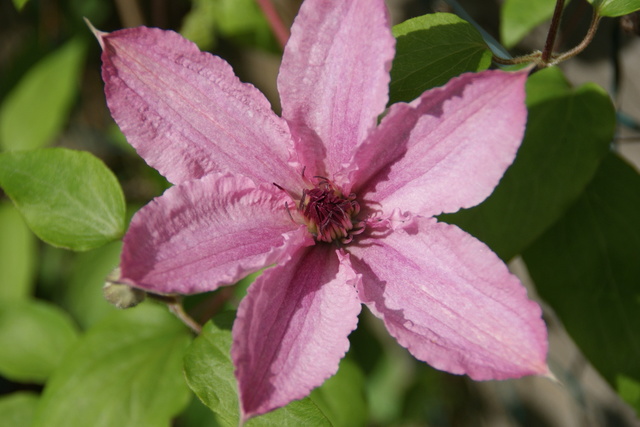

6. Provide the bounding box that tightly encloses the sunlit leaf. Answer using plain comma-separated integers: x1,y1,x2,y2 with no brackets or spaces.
501,0,558,48
0,392,39,427
180,0,218,50
0,201,36,302
390,13,491,104
181,0,277,51
0,300,79,383
184,313,332,426
0,148,126,251
12,0,29,11
0,39,86,151
523,152,640,417
213,0,276,49
442,67,615,261
617,375,640,415
31,303,192,427
587,0,640,16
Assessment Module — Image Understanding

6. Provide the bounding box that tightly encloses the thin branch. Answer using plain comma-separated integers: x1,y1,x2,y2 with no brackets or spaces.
255,0,290,49
542,0,566,64
551,10,602,64
492,51,542,66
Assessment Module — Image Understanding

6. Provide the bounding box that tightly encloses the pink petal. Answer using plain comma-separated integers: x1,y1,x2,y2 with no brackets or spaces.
98,26,302,188
232,245,361,420
350,70,529,217
278,0,395,179
120,173,312,295
348,216,548,380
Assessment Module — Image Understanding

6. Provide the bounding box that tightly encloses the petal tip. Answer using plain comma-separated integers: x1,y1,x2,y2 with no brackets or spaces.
541,365,558,383
84,17,107,49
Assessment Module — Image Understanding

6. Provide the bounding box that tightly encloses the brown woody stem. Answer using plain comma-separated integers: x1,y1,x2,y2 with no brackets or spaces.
542,0,566,64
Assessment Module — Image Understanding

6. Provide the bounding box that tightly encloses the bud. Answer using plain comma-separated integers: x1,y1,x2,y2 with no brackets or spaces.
103,268,146,309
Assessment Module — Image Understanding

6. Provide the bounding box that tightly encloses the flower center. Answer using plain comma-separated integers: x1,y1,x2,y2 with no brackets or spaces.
299,178,364,244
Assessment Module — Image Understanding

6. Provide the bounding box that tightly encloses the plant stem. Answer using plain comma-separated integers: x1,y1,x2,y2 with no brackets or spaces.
493,51,542,65
166,298,203,334
493,3,602,67
255,0,290,49
542,0,566,64
551,10,601,64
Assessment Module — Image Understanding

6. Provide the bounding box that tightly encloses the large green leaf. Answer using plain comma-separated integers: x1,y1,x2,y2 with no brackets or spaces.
0,392,39,427
0,300,79,383
389,13,491,104
442,67,615,261
0,148,126,251
63,241,121,329
500,0,558,48
587,0,640,16
0,39,86,151
32,303,192,427
523,152,640,416
184,313,334,426
0,201,36,302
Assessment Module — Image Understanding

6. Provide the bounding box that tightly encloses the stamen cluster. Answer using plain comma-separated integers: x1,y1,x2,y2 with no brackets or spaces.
299,178,364,243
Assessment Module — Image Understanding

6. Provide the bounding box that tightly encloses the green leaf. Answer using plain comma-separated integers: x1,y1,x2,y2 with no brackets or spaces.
523,152,640,417
587,0,640,16
617,375,640,414
442,68,615,261
0,201,36,302
500,0,558,48
213,0,277,50
181,0,277,51
63,241,121,328
32,303,193,427
309,358,367,427
12,0,30,10
366,347,414,424
0,392,39,427
521,65,572,105
0,300,79,383
0,39,86,151
181,0,218,50
184,313,332,426
0,148,126,251
389,13,492,104
175,395,221,427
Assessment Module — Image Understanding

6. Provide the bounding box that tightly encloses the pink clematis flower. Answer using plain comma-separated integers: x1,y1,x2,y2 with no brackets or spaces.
95,0,548,420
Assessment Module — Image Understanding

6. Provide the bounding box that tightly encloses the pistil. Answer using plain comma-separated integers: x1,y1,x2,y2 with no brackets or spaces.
298,178,364,243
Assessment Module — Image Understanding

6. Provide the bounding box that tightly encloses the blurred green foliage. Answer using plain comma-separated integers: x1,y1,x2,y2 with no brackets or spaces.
500,0,560,48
